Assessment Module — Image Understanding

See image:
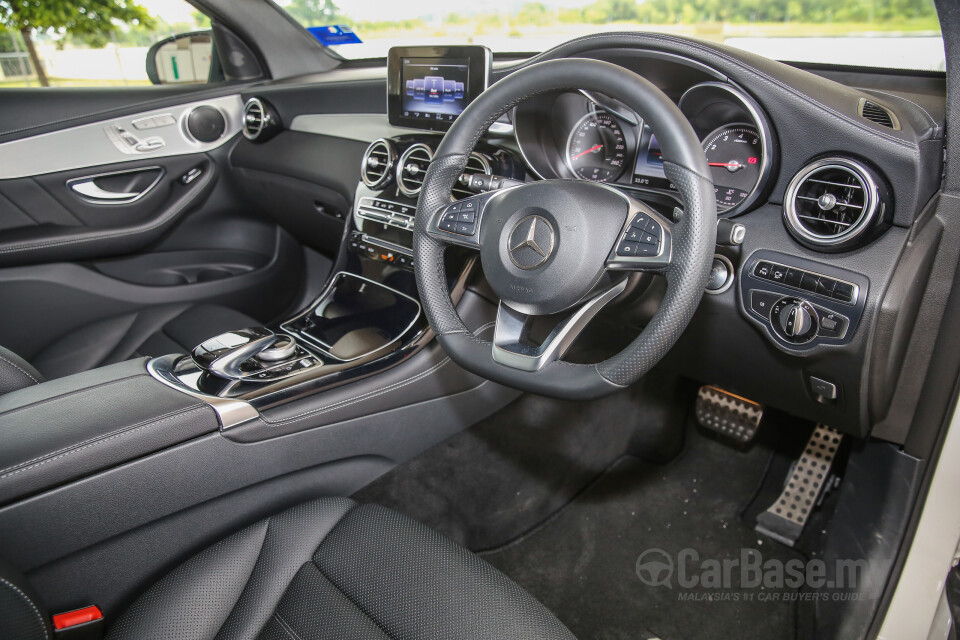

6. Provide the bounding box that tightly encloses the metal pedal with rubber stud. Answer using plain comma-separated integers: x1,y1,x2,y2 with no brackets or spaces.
755,424,843,547
694,385,764,443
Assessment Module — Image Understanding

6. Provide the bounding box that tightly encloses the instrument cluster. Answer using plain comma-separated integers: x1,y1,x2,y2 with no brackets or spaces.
513,81,776,217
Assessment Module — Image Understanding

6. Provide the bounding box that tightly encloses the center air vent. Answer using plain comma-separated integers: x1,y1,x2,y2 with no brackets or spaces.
453,152,493,199
397,143,434,197
784,158,889,251
360,138,396,190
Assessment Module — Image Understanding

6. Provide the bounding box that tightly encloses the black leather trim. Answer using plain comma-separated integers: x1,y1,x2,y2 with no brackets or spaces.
0,346,42,397
0,359,219,505
0,557,51,640
31,303,258,380
106,498,574,640
0,159,217,268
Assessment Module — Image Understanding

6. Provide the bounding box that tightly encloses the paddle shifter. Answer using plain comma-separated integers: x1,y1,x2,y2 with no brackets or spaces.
191,327,319,382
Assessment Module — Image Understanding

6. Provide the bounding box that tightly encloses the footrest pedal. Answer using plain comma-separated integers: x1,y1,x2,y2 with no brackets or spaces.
694,385,764,444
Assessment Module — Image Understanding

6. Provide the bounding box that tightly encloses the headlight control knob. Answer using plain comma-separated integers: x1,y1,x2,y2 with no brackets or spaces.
771,297,819,344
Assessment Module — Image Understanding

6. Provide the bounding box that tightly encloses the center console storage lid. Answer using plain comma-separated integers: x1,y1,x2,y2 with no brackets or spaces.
0,359,218,506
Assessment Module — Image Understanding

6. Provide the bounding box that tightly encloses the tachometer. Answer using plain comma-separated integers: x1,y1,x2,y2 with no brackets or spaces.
703,125,763,212
566,111,627,182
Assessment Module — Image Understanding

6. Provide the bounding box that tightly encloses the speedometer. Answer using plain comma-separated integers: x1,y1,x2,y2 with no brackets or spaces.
566,111,627,182
702,125,763,212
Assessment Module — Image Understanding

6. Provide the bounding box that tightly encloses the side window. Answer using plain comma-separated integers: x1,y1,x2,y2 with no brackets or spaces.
0,0,220,88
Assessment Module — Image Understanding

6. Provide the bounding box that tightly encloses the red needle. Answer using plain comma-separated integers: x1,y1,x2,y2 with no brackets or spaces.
572,144,603,160
709,162,741,167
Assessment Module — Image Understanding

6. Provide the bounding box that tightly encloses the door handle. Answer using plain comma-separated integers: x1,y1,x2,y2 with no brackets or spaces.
66,167,163,205
70,180,141,201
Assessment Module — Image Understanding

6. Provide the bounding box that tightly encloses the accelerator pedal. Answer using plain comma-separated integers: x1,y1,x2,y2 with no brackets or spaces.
755,424,843,547
694,385,764,444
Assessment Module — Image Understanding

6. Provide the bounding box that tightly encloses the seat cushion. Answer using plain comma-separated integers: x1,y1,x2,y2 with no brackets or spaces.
106,498,575,640
30,303,258,380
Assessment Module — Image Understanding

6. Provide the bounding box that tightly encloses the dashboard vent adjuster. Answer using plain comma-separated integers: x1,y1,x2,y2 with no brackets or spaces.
859,98,899,130
361,139,396,190
783,158,889,252
397,143,434,197
241,97,280,142
453,152,493,199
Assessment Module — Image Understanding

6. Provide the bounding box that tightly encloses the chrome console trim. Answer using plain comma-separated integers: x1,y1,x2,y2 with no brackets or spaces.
146,354,261,430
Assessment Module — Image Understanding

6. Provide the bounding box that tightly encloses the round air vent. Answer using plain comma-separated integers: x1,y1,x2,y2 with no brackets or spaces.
453,152,493,199
241,97,280,143
396,143,434,197
186,105,226,143
242,98,266,140
783,158,889,251
360,139,397,190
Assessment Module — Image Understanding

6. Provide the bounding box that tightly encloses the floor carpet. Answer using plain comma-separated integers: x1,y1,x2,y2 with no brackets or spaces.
478,429,806,640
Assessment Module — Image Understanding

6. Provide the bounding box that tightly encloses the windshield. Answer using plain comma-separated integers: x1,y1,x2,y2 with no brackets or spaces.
276,0,944,71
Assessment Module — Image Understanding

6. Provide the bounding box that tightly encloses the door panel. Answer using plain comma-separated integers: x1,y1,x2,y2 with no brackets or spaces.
0,90,312,360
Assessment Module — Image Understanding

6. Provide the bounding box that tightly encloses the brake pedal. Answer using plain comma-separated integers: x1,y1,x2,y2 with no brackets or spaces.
694,385,764,444
755,424,842,547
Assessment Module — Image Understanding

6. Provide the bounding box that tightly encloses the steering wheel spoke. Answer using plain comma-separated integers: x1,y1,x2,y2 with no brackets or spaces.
424,191,497,250
492,278,628,371
606,198,675,273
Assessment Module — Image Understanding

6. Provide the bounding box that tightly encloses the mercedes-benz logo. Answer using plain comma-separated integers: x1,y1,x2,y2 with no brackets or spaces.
508,215,555,270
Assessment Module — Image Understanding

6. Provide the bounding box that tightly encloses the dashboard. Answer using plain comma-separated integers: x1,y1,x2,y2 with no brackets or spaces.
234,32,946,440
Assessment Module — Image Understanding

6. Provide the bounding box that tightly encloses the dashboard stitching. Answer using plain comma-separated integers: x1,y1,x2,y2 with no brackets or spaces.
0,404,207,481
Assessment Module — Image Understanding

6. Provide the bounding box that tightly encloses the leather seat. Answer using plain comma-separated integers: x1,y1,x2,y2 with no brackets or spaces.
1,498,575,640
0,303,258,387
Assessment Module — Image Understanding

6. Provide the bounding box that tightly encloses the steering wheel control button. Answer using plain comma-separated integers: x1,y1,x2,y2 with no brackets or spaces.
630,212,651,230
456,222,477,235
617,240,641,256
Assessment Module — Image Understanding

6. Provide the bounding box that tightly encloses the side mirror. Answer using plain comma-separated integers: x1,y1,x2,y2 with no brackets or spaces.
146,31,217,85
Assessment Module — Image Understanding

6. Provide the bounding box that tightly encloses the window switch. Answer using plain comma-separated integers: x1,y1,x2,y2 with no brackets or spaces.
181,167,202,185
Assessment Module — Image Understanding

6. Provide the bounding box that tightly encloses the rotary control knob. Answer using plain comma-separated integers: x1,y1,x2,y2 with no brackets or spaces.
257,335,297,362
770,297,819,344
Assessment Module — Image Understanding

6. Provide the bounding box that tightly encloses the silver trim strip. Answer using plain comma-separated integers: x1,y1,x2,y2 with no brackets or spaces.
0,95,244,180
65,166,164,205
492,279,628,371
146,354,261,430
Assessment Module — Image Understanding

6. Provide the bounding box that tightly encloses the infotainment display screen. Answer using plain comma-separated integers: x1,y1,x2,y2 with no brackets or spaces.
388,46,491,131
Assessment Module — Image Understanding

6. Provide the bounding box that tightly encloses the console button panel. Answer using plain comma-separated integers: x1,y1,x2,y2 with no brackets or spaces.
357,197,416,230
740,251,868,351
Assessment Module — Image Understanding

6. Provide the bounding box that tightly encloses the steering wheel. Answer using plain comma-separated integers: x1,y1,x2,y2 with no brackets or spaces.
413,58,717,400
